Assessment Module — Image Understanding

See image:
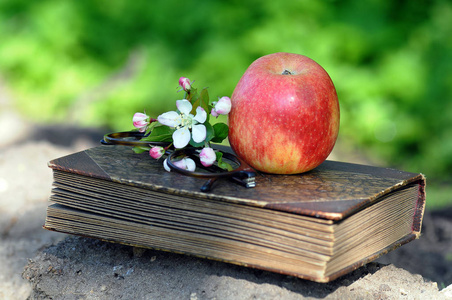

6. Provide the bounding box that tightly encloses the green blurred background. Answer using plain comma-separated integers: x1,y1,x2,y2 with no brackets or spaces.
0,0,451,207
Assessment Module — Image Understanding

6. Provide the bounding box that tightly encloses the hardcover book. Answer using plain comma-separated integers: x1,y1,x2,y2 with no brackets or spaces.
44,145,426,283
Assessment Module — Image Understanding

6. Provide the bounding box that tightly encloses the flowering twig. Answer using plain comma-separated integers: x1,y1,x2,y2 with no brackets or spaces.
131,77,231,172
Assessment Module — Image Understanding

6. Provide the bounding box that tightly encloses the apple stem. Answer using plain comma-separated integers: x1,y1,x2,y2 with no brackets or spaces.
282,69,293,75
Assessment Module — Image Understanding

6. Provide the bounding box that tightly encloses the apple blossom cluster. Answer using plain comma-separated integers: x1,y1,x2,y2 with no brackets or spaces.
131,77,232,172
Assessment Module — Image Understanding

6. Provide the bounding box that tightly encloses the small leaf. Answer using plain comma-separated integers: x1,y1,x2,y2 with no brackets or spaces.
191,87,210,121
186,87,198,104
189,140,203,148
199,88,210,112
211,123,229,143
205,122,214,142
133,146,150,154
216,151,233,171
144,122,158,135
141,125,174,142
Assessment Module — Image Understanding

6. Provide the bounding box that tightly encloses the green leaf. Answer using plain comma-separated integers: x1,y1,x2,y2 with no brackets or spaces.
133,146,150,154
189,139,204,148
199,87,210,112
211,122,229,143
186,87,198,104
144,121,158,135
191,87,210,121
216,151,233,171
141,125,174,142
205,122,215,142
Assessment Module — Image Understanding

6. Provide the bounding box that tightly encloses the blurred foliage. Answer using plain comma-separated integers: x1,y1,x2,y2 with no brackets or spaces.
0,0,451,206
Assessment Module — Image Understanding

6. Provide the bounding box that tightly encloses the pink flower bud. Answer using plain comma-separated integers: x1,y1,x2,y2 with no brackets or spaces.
133,112,150,132
199,147,216,167
149,146,165,159
211,96,231,117
178,77,191,92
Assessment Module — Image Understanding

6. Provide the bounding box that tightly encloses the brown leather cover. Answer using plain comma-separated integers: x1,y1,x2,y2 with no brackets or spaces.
48,145,426,222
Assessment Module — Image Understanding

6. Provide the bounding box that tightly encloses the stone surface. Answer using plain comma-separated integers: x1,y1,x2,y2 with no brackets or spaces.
22,236,446,300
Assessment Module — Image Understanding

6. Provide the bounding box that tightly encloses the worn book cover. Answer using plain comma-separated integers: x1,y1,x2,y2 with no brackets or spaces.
44,145,426,282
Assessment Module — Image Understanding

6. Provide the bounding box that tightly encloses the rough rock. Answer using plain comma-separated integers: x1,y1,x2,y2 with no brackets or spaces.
22,236,447,300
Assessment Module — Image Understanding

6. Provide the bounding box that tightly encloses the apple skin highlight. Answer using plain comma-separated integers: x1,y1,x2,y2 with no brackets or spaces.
228,52,340,174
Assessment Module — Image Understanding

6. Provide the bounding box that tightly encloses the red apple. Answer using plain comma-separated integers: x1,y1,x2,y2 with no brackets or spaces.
228,52,340,174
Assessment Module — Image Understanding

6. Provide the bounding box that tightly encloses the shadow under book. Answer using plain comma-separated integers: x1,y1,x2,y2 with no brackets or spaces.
44,145,426,283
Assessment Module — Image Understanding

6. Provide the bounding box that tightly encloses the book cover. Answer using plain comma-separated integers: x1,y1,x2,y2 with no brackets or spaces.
44,145,426,282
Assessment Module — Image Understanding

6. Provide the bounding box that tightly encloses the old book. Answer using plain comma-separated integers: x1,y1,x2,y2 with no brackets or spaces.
44,145,426,283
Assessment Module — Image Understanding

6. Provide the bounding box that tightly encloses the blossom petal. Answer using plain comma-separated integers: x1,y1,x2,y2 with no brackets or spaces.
158,111,181,127
210,108,219,118
172,157,196,172
133,112,148,122
214,97,232,115
173,158,187,170
194,107,207,123
191,124,206,143
176,99,192,115
200,147,216,167
133,120,149,132
163,158,171,172
184,158,196,172
173,127,191,148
